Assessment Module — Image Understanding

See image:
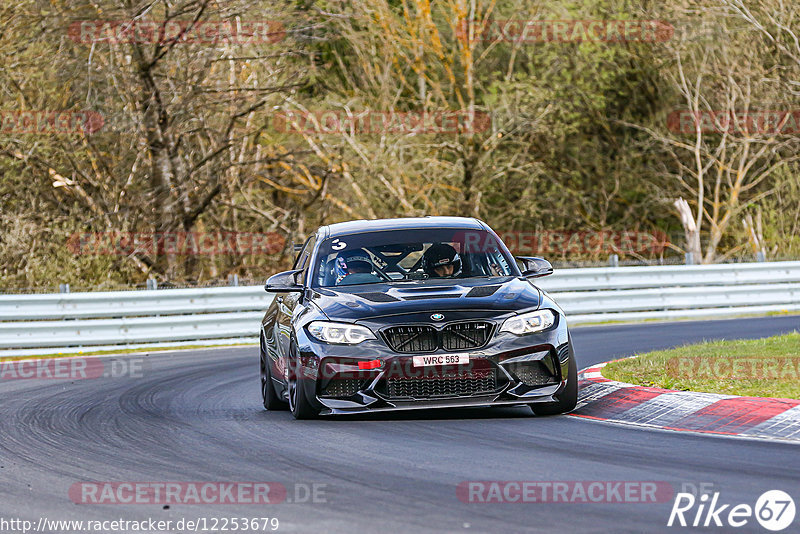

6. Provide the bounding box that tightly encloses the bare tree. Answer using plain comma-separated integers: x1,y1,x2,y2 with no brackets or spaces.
628,11,800,263
724,0,800,95
283,0,549,220
1,0,318,281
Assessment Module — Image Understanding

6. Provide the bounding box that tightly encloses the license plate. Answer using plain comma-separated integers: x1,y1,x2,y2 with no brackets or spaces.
412,354,470,367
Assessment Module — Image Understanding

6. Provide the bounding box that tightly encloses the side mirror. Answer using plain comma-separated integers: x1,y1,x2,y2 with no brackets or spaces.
516,256,554,278
264,269,304,293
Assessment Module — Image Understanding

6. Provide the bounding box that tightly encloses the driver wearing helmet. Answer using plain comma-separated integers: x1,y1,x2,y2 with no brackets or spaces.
423,243,462,278
335,249,381,285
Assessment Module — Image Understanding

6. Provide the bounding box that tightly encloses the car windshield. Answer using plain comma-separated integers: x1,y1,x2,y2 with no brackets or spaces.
312,228,517,288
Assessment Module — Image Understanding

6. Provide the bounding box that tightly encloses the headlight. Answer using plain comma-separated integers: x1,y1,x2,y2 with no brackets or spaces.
307,321,376,344
499,309,556,335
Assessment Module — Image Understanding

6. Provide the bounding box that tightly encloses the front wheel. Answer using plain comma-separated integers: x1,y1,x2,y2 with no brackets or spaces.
261,337,288,411
288,359,320,420
530,350,578,416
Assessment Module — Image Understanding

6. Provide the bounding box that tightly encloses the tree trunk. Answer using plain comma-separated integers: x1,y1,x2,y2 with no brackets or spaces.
674,197,702,262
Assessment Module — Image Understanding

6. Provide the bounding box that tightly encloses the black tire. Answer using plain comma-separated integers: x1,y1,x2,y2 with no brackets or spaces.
261,337,288,411
288,358,320,420
530,350,578,416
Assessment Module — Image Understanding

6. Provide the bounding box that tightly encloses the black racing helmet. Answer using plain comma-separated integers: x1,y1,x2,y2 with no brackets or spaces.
423,243,462,277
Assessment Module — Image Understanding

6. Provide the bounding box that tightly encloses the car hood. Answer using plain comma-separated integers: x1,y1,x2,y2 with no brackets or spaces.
310,277,541,321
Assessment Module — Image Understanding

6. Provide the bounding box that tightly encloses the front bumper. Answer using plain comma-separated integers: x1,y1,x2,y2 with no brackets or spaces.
295,311,573,416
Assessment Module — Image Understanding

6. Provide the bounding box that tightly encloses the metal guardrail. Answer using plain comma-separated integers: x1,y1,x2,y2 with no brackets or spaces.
0,286,268,321
1,261,799,357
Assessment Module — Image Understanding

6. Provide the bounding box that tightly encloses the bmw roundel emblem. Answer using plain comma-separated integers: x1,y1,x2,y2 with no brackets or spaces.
430,313,445,321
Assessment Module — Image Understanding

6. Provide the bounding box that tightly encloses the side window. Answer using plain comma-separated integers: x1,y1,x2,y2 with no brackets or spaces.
293,234,316,284
293,236,314,270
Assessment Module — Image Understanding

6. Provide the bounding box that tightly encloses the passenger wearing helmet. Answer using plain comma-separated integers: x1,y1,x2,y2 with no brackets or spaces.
423,243,462,278
335,249,381,285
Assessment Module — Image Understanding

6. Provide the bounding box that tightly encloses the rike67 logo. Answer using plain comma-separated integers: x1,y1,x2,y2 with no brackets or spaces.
668,490,795,531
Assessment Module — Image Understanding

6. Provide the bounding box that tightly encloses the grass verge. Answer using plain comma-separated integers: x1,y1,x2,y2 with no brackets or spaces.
602,332,800,399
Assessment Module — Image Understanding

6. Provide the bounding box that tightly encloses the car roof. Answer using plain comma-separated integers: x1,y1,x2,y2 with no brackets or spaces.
319,216,486,239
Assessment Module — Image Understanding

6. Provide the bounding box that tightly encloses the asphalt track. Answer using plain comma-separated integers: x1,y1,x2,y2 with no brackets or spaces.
1,316,799,534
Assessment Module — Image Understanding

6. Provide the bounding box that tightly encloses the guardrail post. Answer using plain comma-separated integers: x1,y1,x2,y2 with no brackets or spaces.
684,253,695,265
146,278,158,290
228,274,239,286
608,254,619,267
59,283,70,293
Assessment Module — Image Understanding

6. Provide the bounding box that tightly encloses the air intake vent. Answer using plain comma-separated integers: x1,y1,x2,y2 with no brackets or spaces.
386,369,498,399
356,292,400,303
320,379,363,398
505,362,558,386
466,285,501,298
402,294,461,300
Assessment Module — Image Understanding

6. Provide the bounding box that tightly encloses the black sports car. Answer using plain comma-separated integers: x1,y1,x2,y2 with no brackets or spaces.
260,216,577,419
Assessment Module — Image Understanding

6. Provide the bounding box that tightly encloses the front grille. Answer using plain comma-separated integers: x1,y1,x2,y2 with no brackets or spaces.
386,369,498,399
442,322,493,350
383,321,493,353
383,326,438,352
505,362,557,386
320,379,362,398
